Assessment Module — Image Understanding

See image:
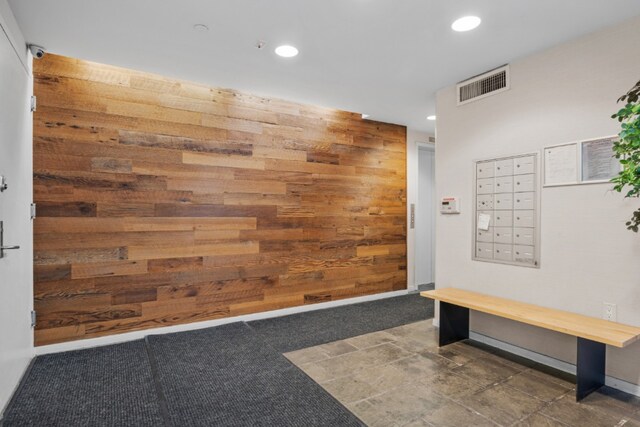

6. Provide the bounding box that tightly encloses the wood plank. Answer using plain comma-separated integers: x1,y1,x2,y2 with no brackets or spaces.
166,177,286,195
37,202,97,217
91,157,132,173
33,53,407,346
421,288,640,348
182,151,265,170
71,260,148,279
35,217,257,233
127,241,259,260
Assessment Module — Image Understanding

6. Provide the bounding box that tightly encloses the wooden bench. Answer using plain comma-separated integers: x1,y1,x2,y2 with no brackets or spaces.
421,288,640,401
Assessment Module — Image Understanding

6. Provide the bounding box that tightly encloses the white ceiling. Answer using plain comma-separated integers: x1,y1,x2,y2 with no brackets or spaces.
8,0,640,133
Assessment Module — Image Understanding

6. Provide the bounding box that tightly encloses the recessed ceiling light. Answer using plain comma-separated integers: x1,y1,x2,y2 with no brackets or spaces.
451,16,481,32
275,45,299,58
362,114,370,119
193,24,209,32
427,115,436,121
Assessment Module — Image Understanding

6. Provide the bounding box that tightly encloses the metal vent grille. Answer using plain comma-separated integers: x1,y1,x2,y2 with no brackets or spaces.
457,65,510,105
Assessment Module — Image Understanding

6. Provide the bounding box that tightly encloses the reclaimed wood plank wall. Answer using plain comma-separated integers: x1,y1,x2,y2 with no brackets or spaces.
33,54,407,346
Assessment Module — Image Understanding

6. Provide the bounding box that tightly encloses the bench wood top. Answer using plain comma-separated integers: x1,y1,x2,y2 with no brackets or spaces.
421,288,640,348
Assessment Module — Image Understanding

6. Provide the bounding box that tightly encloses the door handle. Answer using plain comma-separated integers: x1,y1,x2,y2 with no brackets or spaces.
0,245,20,259
0,221,20,259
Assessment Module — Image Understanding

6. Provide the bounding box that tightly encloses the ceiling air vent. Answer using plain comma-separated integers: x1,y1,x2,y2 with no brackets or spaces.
457,65,510,106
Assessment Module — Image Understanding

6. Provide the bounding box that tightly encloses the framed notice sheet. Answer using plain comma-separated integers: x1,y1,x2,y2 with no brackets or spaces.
544,135,621,187
581,137,620,182
544,143,578,186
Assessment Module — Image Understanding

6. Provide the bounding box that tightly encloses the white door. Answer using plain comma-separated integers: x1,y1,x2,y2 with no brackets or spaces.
0,23,33,412
416,146,435,286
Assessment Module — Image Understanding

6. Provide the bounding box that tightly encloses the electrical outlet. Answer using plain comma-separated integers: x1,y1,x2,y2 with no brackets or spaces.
603,302,617,322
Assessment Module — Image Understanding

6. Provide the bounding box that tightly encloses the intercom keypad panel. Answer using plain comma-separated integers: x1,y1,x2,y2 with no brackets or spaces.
474,154,539,267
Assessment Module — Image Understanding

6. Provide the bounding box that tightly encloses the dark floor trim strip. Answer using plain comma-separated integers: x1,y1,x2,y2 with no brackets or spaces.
144,336,173,427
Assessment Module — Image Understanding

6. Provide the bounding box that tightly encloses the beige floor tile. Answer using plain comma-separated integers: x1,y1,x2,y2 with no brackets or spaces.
514,413,570,427
451,356,521,386
420,399,498,427
346,330,398,350
401,417,434,427
417,370,485,399
296,361,335,383
419,351,462,369
348,400,395,426
323,363,416,404
622,418,640,427
426,346,475,366
318,340,359,357
392,334,439,353
400,320,436,331
524,367,575,389
386,323,438,344
458,383,546,426
447,341,495,359
322,374,381,404
578,386,640,421
505,370,572,402
541,394,629,427
353,363,417,392
351,342,415,366
485,354,537,372
305,342,413,382
284,340,358,365
367,382,451,426
391,354,454,379
284,346,330,365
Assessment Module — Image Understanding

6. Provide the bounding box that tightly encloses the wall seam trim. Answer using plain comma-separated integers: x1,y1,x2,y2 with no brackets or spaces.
0,16,29,74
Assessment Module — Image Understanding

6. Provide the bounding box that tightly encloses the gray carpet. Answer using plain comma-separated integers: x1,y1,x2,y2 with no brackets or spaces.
1,340,164,427
248,292,434,352
146,322,363,427
2,293,431,426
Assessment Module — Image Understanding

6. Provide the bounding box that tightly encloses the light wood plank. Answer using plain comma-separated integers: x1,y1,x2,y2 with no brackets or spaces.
421,288,640,348
72,260,148,279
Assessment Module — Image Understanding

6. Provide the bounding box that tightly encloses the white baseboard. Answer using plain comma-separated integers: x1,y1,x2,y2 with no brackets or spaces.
36,289,410,355
0,358,33,420
469,331,640,398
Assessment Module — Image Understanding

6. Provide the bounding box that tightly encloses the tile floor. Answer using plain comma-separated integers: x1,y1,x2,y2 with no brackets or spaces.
285,320,640,427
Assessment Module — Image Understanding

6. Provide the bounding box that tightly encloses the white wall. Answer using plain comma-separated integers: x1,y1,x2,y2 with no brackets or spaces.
435,15,640,387
0,0,33,415
406,129,433,290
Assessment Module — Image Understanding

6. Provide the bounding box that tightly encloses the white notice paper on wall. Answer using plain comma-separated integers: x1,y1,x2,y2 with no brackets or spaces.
477,213,491,231
581,137,620,182
544,143,578,186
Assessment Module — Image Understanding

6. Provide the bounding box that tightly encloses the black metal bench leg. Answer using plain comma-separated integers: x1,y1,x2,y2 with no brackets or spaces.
439,302,469,347
576,337,606,401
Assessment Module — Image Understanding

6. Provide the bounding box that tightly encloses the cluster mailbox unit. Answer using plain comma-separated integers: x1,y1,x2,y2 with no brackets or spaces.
474,153,540,267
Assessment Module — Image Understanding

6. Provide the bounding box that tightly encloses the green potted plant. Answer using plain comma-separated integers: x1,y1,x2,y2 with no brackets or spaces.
612,79,640,232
